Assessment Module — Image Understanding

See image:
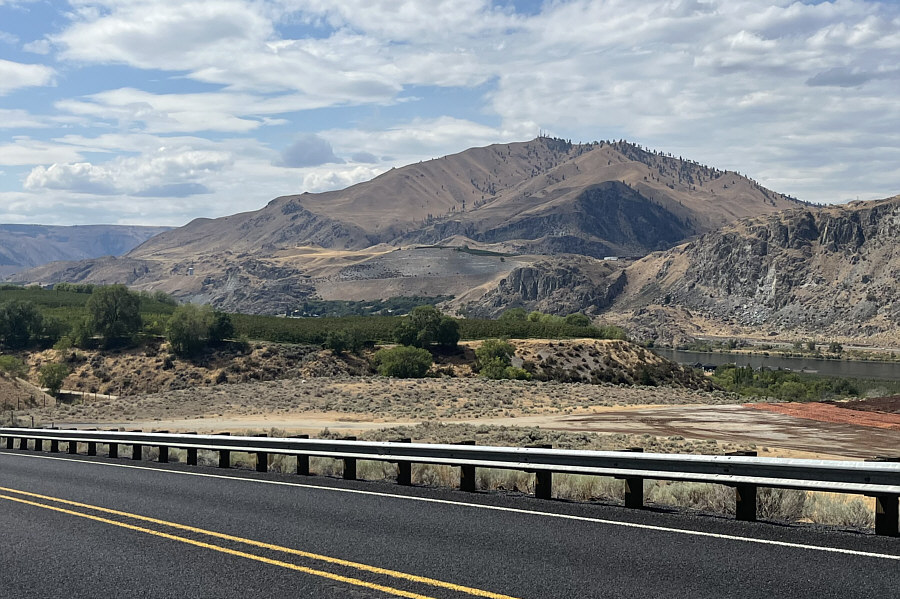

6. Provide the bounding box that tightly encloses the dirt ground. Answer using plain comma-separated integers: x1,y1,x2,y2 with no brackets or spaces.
17,375,900,460
547,404,900,459
749,401,900,431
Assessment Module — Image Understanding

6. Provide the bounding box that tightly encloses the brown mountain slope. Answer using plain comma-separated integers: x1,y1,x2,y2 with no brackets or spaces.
129,137,798,259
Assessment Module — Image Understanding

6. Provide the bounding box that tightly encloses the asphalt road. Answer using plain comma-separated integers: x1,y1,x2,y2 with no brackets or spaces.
0,448,897,598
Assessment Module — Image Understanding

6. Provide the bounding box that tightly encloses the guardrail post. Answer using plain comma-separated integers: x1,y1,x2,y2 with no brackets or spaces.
130,430,142,460
868,457,900,536
621,447,645,509
34,437,44,452
155,431,169,463
395,438,412,486
185,432,198,466
255,434,268,472
531,444,553,500
728,451,758,522
218,432,231,468
107,430,118,459
457,440,476,492
68,438,78,455
5,435,12,449
293,435,310,475
18,436,27,450
342,436,357,480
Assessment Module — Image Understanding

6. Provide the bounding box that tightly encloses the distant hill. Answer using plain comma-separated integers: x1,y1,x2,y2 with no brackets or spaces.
11,137,799,314
0,224,170,277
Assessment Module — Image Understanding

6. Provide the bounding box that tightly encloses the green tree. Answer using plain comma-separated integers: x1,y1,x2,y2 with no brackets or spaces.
828,341,843,354
564,313,591,327
209,311,234,344
323,330,350,355
0,300,44,349
38,363,69,397
166,304,215,357
86,285,142,346
526,311,543,322
499,308,527,322
806,340,816,352
0,355,27,379
374,345,433,378
435,316,460,347
393,305,458,348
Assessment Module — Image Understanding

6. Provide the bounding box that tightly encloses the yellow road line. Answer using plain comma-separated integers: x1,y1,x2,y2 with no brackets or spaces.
1,493,441,599
0,486,520,599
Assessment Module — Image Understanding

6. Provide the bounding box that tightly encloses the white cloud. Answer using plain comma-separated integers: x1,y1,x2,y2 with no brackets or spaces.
0,137,84,166
24,147,234,196
0,58,54,95
22,38,51,54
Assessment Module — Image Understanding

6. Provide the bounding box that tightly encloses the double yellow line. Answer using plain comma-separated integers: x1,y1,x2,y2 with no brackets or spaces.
0,486,519,599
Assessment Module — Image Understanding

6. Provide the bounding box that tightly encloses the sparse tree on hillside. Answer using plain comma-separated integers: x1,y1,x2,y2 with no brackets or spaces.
38,363,68,397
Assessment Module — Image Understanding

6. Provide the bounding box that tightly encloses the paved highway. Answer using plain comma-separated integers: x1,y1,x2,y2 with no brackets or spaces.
0,448,897,598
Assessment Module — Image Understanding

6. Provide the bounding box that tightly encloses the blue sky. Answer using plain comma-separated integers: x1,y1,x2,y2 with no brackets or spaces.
1,0,898,226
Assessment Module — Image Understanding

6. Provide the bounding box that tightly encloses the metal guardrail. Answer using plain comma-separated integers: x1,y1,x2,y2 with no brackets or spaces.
1,427,898,536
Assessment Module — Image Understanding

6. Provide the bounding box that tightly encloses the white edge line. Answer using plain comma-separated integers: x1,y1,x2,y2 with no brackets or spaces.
1,451,898,561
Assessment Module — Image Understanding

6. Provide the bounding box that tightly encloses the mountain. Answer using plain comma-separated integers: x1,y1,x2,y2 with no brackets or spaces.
0,224,170,277
11,138,799,314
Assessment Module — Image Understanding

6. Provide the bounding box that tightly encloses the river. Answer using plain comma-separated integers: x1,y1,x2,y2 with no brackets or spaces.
651,348,900,381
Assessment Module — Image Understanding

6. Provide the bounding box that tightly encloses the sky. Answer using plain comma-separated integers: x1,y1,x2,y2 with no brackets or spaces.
0,0,898,227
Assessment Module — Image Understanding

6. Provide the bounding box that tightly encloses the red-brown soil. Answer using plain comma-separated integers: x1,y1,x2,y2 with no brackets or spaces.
831,395,900,414
748,400,900,431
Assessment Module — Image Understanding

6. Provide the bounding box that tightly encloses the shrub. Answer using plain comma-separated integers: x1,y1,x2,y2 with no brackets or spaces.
374,346,433,378
476,339,531,380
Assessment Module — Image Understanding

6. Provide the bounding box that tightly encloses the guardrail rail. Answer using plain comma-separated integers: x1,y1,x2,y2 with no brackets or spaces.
1,427,897,536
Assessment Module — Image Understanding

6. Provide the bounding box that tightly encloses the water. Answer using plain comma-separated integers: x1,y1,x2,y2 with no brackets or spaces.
652,348,900,381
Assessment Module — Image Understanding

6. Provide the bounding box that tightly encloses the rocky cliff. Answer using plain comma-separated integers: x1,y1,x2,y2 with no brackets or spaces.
613,196,900,342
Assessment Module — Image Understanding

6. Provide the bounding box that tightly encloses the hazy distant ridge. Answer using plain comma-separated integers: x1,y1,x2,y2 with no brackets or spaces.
0,224,171,277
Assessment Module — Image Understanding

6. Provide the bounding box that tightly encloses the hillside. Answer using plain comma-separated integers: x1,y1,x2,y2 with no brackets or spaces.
610,196,900,344
10,138,797,314
0,224,170,277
